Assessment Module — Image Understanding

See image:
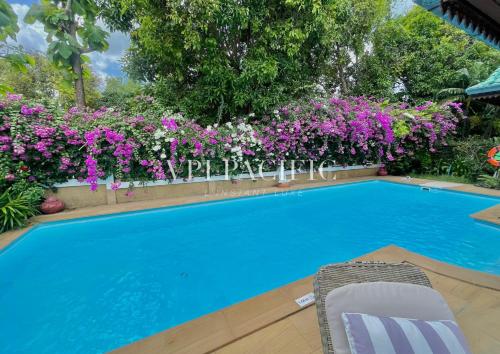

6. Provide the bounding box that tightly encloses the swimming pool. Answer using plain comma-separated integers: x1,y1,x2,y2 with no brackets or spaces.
0,181,498,353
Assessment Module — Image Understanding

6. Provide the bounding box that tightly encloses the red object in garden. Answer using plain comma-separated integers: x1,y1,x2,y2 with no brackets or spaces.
487,146,500,168
41,196,65,214
377,166,388,176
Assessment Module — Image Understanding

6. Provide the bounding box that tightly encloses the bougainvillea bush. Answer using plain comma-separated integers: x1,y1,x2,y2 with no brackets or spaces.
0,93,463,192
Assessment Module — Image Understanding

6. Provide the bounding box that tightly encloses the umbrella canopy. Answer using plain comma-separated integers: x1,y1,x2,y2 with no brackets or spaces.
465,67,500,104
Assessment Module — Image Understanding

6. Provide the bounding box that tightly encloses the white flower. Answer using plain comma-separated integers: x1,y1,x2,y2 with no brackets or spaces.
249,113,255,118
152,145,161,151
160,153,167,159
154,129,166,139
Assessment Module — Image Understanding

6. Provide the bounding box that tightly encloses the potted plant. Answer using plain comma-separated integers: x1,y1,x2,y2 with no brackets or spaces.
41,196,65,214
377,164,388,176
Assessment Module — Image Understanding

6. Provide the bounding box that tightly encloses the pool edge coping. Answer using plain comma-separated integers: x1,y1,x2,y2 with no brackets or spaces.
109,245,500,354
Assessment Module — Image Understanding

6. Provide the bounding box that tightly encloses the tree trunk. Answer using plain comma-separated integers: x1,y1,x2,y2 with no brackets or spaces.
71,53,86,108
66,1,85,109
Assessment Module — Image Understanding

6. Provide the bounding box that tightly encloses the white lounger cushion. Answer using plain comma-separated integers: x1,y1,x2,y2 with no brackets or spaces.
324,281,455,354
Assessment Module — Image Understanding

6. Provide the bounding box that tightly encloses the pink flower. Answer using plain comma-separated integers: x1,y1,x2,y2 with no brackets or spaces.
6,93,22,101
21,105,34,115
161,118,178,131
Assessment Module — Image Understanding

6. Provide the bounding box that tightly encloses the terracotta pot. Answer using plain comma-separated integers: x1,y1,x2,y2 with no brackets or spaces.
377,166,388,176
41,196,65,214
276,182,290,188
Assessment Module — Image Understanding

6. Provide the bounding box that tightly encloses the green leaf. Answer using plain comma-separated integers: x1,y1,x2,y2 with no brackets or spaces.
0,0,19,41
58,43,74,60
0,83,13,95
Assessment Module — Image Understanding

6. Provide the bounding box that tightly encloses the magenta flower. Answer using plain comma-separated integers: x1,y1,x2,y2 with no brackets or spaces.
161,118,178,131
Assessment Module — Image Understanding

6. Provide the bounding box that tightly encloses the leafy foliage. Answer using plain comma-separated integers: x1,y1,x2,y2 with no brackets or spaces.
436,63,489,103
0,0,18,41
96,77,142,111
323,0,389,94
477,174,500,190
0,53,102,108
103,0,390,123
435,65,500,137
24,0,109,106
0,93,461,192
0,1,35,94
387,136,499,183
0,187,40,233
353,7,500,102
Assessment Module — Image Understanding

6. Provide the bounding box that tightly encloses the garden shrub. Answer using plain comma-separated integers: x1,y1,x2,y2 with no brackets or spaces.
388,136,499,183
0,187,40,232
477,174,500,190
1,94,462,193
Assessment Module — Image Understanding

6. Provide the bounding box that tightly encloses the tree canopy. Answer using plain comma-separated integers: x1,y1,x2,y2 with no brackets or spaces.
104,0,390,123
0,0,18,42
0,52,102,108
353,7,500,102
24,0,109,107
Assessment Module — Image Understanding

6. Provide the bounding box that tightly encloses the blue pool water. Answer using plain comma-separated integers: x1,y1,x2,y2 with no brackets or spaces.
0,181,499,353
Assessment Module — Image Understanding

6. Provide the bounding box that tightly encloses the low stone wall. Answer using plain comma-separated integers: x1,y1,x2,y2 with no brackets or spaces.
48,167,378,209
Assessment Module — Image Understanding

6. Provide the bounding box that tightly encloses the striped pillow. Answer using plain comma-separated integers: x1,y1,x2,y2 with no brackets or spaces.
342,313,472,354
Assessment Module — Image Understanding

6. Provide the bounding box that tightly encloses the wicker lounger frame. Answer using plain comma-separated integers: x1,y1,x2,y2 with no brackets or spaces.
313,262,432,354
